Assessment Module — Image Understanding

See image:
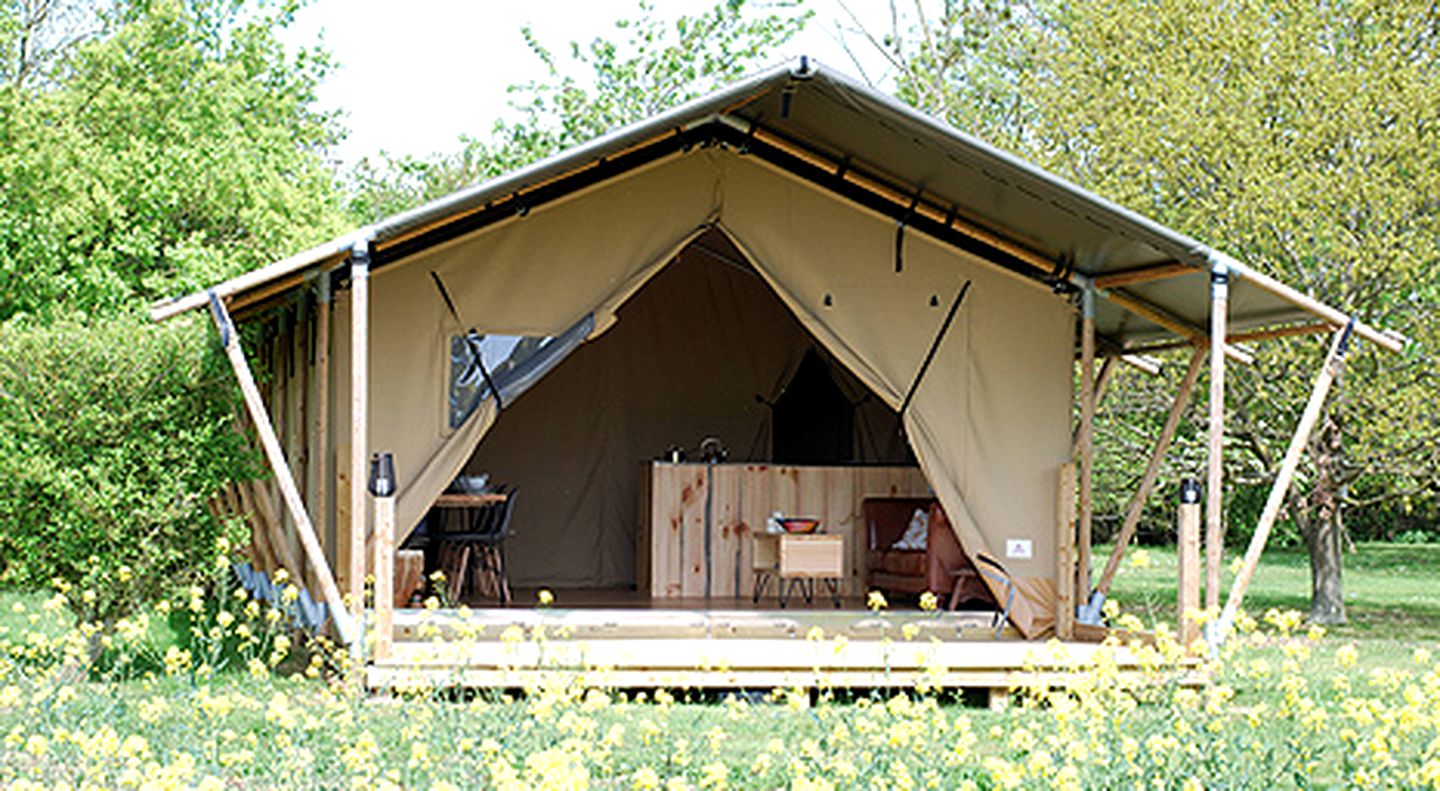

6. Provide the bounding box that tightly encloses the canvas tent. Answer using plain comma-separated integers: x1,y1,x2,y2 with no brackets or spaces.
153,59,1401,644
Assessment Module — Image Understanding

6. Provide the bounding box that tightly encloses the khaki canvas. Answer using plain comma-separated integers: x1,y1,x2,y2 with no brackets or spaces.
332,148,1074,637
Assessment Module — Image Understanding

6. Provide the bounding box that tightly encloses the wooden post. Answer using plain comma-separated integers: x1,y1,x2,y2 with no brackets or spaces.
371,452,397,662
1077,288,1097,600
206,292,357,646
1055,462,1076,640
1205,266,1228,611
313,274,332,572
1095,347,1206,596
1216,324,1354,639
1070,356,1116,456
349,244,370,623
1177,479,1202,649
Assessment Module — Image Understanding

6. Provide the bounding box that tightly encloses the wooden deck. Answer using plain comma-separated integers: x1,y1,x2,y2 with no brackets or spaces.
366,605,1168,705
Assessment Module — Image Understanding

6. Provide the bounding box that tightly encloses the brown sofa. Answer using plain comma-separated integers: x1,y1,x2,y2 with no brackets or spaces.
863,497,993,607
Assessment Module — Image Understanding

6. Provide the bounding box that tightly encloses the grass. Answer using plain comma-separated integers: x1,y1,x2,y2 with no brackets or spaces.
1102,540,1440,642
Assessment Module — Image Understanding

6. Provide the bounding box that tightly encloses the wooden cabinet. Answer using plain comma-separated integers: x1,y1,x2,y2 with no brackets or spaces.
637,463,928,599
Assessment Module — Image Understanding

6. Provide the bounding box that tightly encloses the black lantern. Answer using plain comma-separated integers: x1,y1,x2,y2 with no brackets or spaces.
369,452,396,498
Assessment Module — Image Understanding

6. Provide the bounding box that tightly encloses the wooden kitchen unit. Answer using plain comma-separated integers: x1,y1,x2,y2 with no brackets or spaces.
637,463,930,600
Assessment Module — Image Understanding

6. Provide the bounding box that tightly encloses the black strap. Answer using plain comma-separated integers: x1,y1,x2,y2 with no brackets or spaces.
973,554,1016,638
431,272,505,411
899,280,972,418
895,193,921,273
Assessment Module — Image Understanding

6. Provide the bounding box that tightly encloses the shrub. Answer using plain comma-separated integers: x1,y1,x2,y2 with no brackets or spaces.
0,313,256,624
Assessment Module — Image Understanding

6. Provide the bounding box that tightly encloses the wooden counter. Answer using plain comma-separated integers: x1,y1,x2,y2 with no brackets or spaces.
637,463,929,599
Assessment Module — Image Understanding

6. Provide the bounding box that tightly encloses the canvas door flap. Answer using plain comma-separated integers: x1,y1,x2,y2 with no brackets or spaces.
719,154,1071,637
366,152,725,536
404,151,724,336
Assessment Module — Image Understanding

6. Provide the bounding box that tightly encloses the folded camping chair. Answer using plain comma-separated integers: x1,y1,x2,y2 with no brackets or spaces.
442,489,517,605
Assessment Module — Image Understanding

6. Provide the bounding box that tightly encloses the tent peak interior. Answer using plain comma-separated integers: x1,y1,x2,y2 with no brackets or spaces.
453,228,916,591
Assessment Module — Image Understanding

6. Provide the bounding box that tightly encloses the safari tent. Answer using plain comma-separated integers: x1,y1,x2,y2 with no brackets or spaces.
152,60,1400,680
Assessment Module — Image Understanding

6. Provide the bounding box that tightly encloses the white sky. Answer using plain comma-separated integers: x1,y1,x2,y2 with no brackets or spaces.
280,0,897,168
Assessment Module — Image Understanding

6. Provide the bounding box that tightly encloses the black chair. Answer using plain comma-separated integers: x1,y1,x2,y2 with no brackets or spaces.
442,489,517,605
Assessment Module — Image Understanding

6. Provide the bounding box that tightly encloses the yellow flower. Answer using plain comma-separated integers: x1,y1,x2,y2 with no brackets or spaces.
919,591,938,612
537,589,554,606
632,767,661,790
867,590,888,611
1129,549,1151,569
1335,643,1359,670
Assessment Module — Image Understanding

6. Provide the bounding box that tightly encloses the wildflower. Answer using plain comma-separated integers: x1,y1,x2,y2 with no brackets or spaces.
1129,549,1151,569
537,588,554,606
919,591,938,611
867,590,888,611
700,761,728,788
632,767,661,790
1336,643,1359,670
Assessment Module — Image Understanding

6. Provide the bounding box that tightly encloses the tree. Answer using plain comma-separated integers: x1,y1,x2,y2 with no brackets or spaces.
347,0,810,222
0,0,347,620
865,0,1440,622
0,0,348,322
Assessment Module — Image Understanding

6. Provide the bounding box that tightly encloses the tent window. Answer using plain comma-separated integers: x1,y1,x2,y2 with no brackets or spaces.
447,314,595,429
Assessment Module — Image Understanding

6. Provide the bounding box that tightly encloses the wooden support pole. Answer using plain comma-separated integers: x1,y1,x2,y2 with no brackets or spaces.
1205,267,1228,611
372,473,396,662
349,245,370,623
1095,347,1206,596
207,293,357,646
1055,463,1076,640
1071,357,1117,456
313,276,332,572
1094,261,1196,289
1177,479,1202,649
1104,289,1254,365
1216,324,1354,639
1077,289,1097,600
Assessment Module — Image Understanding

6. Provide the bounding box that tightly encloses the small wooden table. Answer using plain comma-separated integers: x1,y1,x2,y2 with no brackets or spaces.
433,493,508,508
752,533,845,607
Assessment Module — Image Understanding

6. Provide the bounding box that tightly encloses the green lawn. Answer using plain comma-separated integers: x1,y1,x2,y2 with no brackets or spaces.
1102,540,1440,642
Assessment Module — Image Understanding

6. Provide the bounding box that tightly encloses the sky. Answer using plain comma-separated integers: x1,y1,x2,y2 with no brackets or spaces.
279,0,896,168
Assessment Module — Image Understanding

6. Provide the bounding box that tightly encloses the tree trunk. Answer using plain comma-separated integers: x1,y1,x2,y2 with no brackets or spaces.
1303,399,1347,625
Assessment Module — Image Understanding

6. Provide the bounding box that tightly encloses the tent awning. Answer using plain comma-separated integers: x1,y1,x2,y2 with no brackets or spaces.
150,59,1401,354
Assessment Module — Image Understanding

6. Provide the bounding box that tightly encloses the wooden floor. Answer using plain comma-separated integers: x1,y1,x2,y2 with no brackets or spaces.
366,599,1169,701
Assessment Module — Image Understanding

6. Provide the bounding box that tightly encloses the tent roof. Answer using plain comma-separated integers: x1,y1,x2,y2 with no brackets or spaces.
151,59,1400,353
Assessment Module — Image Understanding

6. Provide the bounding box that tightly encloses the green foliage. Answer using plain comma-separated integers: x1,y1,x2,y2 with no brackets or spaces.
347,0,810,222
0,0,348,322
879,1,1440,548
0,314,257,624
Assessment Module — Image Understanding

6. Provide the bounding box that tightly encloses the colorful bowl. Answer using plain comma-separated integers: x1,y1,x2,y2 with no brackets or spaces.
779,517,821,534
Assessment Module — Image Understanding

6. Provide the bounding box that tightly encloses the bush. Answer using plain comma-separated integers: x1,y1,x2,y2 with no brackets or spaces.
0,314,256,624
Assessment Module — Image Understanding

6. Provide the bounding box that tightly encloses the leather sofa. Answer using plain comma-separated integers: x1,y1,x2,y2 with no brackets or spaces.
863,497,993,607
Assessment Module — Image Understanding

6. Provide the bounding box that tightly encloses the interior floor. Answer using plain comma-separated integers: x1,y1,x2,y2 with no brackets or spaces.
470,586,1000,615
